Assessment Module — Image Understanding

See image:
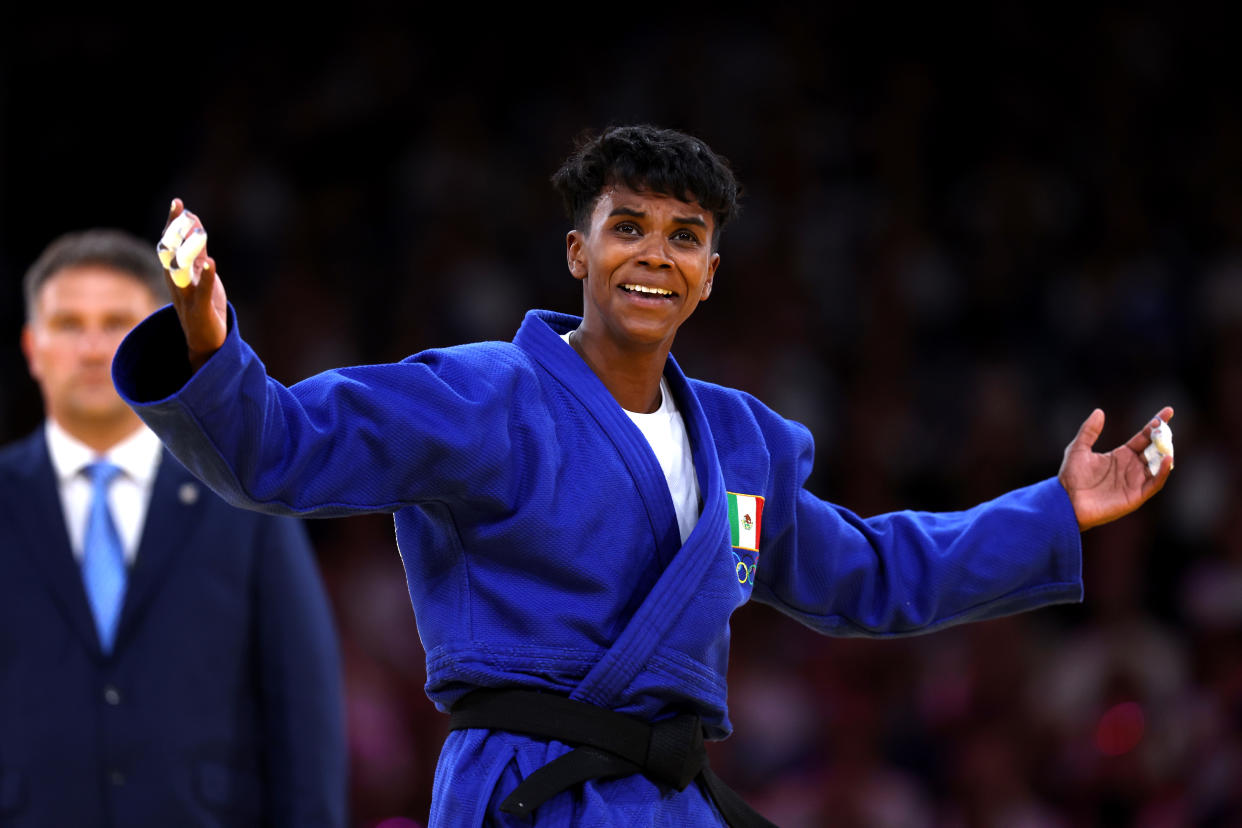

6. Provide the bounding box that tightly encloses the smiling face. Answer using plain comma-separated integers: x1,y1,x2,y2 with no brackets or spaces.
567,183,720,355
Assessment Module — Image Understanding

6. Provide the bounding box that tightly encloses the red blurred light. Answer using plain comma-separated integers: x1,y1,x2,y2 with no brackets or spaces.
1094,701,1145,757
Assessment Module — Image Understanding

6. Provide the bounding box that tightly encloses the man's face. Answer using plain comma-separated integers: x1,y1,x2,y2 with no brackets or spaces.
22,265,158,430
567,183,720,351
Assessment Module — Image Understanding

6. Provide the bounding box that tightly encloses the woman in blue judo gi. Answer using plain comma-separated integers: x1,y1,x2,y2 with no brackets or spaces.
114,125,1174,827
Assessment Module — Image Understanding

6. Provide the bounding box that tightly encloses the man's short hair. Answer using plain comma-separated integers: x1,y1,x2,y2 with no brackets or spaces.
24,229,165,320
551,125,742,248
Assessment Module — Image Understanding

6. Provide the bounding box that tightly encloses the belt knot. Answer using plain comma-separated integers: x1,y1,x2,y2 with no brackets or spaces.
645,713,705,790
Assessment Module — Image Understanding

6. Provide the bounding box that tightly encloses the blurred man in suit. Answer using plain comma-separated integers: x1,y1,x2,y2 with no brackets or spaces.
0,229,347,826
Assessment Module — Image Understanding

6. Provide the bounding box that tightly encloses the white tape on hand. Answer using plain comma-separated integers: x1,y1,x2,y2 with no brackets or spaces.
158,213,208,289
158,213,195,266
1142,420,1174,475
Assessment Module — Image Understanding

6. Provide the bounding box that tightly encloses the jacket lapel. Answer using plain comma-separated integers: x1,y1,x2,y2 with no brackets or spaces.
570,354,730,707
0,430,102,653
113,450,206,649
517,311,731,708
516,310,684,570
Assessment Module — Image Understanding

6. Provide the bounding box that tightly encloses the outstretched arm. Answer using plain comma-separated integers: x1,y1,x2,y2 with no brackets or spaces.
711,387,1085,637
1058,407,1174,531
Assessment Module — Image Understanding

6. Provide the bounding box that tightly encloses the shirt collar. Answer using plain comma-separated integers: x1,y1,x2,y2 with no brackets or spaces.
45,419,163,485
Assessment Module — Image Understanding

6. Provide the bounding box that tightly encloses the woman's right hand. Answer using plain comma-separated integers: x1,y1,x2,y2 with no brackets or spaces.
162,198,228,371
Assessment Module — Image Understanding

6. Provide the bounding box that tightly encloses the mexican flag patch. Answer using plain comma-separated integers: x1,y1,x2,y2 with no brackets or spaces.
726,492,764,552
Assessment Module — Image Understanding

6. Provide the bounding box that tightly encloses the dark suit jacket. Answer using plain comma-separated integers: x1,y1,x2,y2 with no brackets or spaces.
0,428,347,827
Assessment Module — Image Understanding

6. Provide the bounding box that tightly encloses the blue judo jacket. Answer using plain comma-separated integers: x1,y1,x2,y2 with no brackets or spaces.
115,306,1082,826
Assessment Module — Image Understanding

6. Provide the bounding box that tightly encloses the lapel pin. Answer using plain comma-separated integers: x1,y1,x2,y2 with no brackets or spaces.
178,482,200,505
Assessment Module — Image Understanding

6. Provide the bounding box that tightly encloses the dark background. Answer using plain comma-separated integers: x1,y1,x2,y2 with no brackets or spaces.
2,9,1238,826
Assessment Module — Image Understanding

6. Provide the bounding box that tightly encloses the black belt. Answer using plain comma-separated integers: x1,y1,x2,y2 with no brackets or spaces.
449,689,777,827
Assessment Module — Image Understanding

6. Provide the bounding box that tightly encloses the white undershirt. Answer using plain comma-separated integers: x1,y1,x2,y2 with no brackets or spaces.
45,420,163,565
561,332,701,542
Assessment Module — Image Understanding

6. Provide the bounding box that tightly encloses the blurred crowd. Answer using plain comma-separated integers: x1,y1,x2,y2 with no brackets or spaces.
2,7,1239,826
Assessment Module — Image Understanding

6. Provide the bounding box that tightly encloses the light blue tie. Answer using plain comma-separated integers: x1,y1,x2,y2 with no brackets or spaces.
82,461,126,653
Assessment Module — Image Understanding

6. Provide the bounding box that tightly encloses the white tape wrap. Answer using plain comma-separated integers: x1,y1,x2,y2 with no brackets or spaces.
157,214,207,289
1142,420,1173,475
158,213,195,261
175,229,207,270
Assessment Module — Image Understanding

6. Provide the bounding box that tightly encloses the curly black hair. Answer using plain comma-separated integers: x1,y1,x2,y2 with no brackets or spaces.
550,125,742,248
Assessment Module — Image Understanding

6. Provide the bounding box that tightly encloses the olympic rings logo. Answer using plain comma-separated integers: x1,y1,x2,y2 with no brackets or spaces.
732,550,757,585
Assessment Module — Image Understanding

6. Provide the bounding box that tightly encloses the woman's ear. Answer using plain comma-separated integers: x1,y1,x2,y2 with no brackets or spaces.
567,230,588,281
701,252,720,301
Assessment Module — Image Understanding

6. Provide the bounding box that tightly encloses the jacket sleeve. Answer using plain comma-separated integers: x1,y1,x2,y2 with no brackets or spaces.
745,400,1083,636
113,305,532,517
253,515,347,827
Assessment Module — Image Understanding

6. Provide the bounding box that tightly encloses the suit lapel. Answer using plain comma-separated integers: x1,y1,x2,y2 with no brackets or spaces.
0,431,102,653
114,450,207,649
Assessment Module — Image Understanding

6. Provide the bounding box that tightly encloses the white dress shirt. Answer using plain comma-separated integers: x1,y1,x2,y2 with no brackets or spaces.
45,419,163,565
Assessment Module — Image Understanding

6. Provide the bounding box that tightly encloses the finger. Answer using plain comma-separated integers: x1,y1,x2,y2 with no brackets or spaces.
1144,452,1174,496
160,208,209,289
169,253,197,288
159,213,196,270
176,228,208,271
1072,408,1106,451
200,256,217,290
161,200,199,240
1142,406,1175,435
196,256,224,309
1124,407,1175,453
164,198,183,231
159,204,205,247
